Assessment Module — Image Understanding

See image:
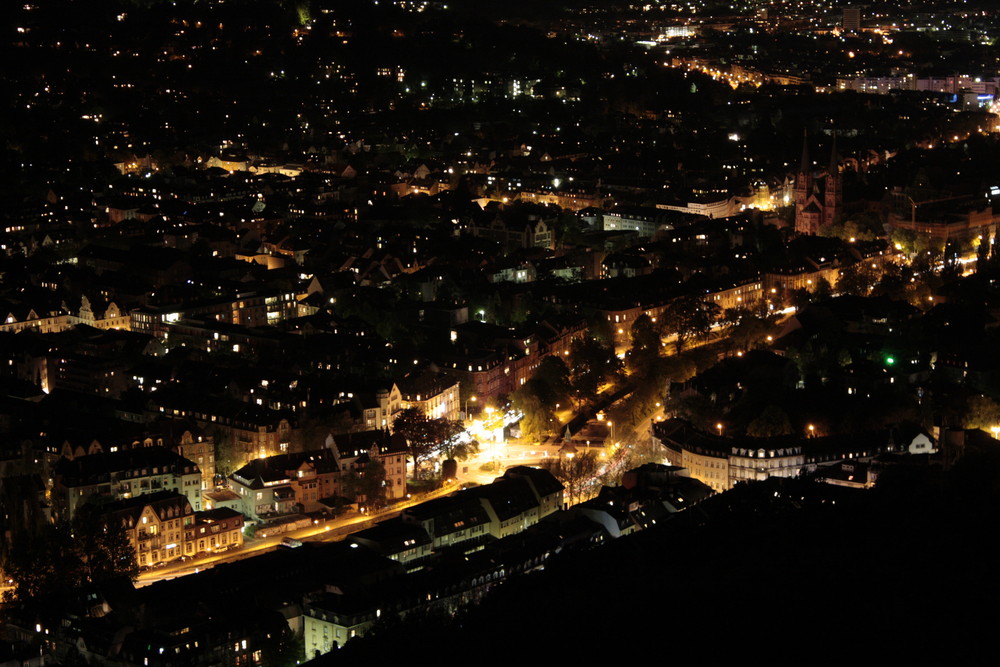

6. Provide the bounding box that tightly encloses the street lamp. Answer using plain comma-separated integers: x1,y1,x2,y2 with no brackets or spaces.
808,424,815,438
716,422,723,437
607,420,614,443
465,395,477,420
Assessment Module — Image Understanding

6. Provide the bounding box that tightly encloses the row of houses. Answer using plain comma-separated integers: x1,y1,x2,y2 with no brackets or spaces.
347,465,564,571
50,431,407,569
100,490,245,568
7,453,722,665
307,462,713,658
53,445,204,522
0,295,131,335
228,431,409,522
438,319,588,403
1,282,307,340
587,242,900,349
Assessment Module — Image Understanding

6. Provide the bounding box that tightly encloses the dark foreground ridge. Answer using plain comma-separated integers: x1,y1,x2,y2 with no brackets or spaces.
331,455,1000,664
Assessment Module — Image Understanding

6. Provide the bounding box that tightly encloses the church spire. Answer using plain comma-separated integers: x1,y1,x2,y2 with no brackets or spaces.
828,127,839,172
799,128,811,174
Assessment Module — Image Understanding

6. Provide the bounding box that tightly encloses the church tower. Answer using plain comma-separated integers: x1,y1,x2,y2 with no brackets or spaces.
794,130,812,215
824,131,842,228
794,131,821,235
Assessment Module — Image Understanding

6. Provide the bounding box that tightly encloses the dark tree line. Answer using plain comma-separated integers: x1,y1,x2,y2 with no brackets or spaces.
3,503,137,606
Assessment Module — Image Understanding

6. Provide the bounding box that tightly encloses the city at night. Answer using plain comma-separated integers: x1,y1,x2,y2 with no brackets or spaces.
2,0,1000,663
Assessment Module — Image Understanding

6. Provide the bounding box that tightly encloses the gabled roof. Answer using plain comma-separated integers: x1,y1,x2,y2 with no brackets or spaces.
99,490,193,525
396,371,458,401
465,478,539,521
653,418,729,456
576,496,633,532
402,494,490,537
55,446,200,487
231,448,340,488
331,429,407,457
350,517,432,554
501,466,564,499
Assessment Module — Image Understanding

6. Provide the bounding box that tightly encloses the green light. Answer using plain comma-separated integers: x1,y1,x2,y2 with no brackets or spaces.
885,356,895,366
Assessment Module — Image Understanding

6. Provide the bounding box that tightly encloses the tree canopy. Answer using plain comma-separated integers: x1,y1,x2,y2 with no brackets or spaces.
661,295,721,352
568,336,623,405
511,381,556,442
343,459,388,510
626,313,662,376
962,394,1000,430
541,450,601,505
393,408,465,479
746,404,794,438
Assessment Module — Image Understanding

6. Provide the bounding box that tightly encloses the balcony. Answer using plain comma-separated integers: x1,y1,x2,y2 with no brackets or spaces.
137,533,162,550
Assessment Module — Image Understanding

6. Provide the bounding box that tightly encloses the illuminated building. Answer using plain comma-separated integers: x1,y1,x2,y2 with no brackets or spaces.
52,445,203,521
229,436,407,522
397,372,461,422
842,6,861,33
794,132,842,236
98,490,244,568
653,419,930,492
